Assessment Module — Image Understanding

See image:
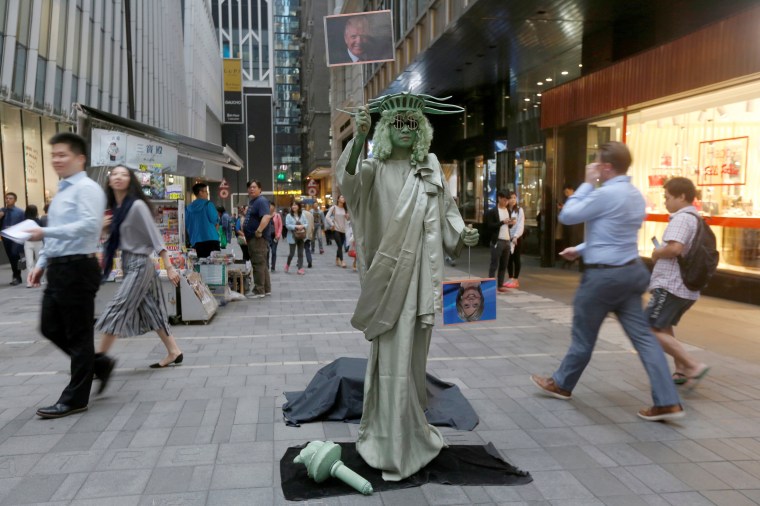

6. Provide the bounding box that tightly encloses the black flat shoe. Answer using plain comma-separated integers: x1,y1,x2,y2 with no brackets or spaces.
149,353,184,368
36,403,88,419
96,356,116,395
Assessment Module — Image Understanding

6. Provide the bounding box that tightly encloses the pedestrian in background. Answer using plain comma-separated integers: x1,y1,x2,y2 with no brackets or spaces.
648,177,709,389
217,205,232,244
485,190,511,293
303,204,314,268
326,195,349,268
504,191,525,289
285,201,307,274
268,201,282,272
185,183,219,258
1,192,25,285
95,166,184,370
23,204,43,288
235,205,250,262
243,180,272,298
531,141,684,422
311,205,325,254
26,133,107,419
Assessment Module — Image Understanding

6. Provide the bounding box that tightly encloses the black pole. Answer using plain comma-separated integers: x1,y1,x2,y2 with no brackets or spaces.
124,0,136,120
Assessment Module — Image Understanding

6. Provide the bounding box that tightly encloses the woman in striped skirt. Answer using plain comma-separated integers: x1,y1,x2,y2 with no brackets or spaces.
95,166,183,369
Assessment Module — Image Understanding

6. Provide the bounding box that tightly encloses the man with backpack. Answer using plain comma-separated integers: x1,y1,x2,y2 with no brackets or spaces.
648,177,711,389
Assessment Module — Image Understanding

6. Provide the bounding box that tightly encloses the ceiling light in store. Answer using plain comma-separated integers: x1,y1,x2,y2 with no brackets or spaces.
537,93,542,97
537,81,544,86
533,104,538,107
545,78,553,82
504,95,510,99
578,64,583,67
524,98,531,102
561,71,568,75
522,108,527,111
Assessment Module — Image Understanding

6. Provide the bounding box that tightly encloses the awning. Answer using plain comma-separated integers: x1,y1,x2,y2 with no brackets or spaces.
75,104,244,172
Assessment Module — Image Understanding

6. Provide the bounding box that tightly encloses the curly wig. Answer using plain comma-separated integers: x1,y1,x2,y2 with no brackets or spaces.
371,109,433,164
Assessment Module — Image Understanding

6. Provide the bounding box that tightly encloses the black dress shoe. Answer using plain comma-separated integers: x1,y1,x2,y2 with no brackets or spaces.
36,403,88,419
96,356,116,395
10,278,22,286
149,353,184,368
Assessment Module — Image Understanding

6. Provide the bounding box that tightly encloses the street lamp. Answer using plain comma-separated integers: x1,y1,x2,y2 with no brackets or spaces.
247,134,256,184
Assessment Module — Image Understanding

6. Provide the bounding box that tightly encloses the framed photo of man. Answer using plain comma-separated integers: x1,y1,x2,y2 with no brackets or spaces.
324,10,395,67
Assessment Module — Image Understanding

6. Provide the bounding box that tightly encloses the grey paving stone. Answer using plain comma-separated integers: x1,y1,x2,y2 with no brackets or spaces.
209,463,273,489
99,447,161,470
573,425,638,445
627,442,689,464
29,450,105,475
0,454,42,479
568,468,634,496
0,434,63,455
157,444,218,467
379,486,431,506
207,487,273,506
138,491,208,506
697,461,760,489
217,441,273,464
0,473,67,505
49,472,89,501
701,490,758,506
530,470,595,500
143,466,195,494
659,491,716,506
623,465,691,494
600,496,650,506
75,469,151,499
420,483,470,505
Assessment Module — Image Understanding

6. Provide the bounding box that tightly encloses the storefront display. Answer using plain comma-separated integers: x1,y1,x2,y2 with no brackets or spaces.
586,80,760,275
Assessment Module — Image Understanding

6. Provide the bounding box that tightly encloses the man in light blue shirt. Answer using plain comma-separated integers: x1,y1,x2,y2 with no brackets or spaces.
531,141,684,422
27,133,110,419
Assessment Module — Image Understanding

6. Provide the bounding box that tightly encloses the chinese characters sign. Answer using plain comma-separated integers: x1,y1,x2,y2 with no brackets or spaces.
125,134,178,174
698,136,748,186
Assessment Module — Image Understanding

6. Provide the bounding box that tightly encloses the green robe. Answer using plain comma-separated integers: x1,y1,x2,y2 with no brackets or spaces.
337,139,466,481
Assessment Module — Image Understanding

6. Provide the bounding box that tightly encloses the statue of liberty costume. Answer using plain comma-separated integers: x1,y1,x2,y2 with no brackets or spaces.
336,93,479,480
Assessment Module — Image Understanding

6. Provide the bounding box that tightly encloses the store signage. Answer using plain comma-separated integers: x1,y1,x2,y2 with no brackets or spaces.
223,58,243,124
698,136,748,186
218,178,230,199
125,134,178,174
90,128,127,167
306,179,319,197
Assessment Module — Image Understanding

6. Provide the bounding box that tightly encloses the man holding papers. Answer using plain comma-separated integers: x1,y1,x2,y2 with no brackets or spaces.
26,133,108,419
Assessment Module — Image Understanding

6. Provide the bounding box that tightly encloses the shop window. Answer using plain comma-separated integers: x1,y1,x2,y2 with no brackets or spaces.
54,66,63,114
22,112,45,208
593,80,760,274
41,117,58,205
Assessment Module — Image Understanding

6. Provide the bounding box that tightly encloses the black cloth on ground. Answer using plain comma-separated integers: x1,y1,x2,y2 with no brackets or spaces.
282,357,478,430
280,442,532,501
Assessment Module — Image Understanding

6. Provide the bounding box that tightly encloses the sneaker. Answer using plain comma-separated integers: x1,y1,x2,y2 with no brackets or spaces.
10,278,21,286
637,404,685,422
265,292,272,296
497,287,510,293
297,268,305,275
284,264,290,273
530,374,572,400
505,279,520,289
246,293,265,299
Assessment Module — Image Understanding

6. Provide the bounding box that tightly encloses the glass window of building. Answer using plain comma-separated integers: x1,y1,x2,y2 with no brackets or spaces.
41,118,58,205
22,112,45,208
587,80,760,275
1,105,28,208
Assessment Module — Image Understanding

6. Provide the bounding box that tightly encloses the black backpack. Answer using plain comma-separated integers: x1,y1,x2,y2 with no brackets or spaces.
678,213,719,291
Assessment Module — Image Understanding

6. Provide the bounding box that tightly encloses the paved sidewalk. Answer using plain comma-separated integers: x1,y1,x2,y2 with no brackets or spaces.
1,244,760,505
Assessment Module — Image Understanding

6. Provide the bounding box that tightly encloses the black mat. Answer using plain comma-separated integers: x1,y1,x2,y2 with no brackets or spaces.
282,357,479,430
281,442,532,501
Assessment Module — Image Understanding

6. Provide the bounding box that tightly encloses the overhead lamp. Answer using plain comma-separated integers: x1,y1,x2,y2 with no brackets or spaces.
522,108,527,111
504,95,510,99
537,81,543,86
536,93,542,97
545,77,553,82
578,63,583,67
561,71,568,75
524,98,531,102
533,104,538,107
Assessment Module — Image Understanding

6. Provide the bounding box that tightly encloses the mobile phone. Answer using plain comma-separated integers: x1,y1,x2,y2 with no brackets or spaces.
651,236,661,248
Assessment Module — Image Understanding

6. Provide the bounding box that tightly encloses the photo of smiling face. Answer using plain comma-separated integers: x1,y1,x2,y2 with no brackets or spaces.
344,16,371,58
443,279,497,325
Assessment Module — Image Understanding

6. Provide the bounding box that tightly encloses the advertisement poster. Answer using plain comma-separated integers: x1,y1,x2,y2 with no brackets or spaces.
442,278,497,325
90,128,127,167
125,134,178,174
325,10,395,67
223,58,243,123
698,136,748,186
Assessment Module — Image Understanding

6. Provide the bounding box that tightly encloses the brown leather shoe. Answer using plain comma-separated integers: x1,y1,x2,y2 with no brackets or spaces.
530,374,572,400
637,404,685,422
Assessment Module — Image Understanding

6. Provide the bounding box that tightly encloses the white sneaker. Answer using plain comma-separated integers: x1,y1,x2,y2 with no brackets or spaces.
246,293,265,299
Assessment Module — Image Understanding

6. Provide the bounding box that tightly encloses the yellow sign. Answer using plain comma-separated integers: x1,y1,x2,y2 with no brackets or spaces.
274,190,302,195
223,59,242,92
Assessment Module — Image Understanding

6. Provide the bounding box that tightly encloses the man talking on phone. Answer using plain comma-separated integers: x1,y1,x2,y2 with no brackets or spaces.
530,141,684,422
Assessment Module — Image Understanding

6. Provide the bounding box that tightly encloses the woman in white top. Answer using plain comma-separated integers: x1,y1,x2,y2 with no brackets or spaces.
505,191,525,289
325,195,350,268
95,166,183,372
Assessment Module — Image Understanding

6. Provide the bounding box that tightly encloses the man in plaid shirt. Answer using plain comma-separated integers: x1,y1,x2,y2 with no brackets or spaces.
648,177,709,389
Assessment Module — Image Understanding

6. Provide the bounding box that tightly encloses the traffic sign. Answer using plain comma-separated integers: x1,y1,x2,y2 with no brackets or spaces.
219,188,230,199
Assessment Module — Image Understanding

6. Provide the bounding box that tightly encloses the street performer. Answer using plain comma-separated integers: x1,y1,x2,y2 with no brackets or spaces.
336,92,479,480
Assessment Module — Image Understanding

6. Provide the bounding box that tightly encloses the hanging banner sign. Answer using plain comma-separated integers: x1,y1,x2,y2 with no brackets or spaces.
125,134,178,174
223,58,244,124
90,128,128,167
